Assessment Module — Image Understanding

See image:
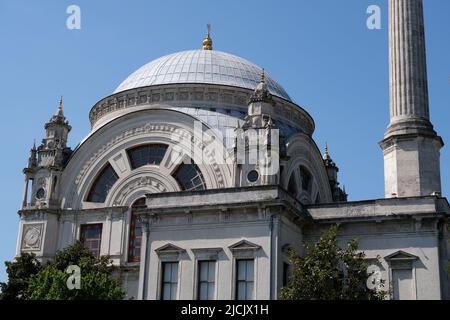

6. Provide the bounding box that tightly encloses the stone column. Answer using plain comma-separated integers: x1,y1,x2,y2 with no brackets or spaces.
137,218,150,300
388,0,430,128
380,0,443,198
22,176,30,208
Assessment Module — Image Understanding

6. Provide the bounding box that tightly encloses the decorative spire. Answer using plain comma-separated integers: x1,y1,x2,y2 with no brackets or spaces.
28,140,37,168
53,95,64,119
261,68,266,83
248,67,273,104
202,23,213,50
323,142,330,160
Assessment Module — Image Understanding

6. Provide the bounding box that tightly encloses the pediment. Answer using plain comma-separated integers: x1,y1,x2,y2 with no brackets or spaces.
385,250,418,261
229,239,261,251
155,243,186,255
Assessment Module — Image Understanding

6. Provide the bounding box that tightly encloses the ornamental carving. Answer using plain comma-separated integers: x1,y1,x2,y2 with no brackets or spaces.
88,85,312,134
21,223,44,251
112,176,168,206
75,122,226,189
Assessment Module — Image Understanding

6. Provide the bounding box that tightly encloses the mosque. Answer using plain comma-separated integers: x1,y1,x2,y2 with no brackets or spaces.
16,0,449,300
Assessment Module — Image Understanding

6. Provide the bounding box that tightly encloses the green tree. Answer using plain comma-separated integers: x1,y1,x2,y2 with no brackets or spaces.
0,252,42,300
280,225,386,300
26,241,125,300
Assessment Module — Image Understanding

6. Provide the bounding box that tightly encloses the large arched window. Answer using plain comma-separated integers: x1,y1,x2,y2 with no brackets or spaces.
127,144,168,169
300,166,312,194
287,175,298,197
86,163,119,203
128,198,146,262
173,163,206,191
286,165,319,205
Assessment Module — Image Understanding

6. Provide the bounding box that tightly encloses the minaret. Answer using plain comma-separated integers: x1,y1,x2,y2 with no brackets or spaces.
380,0,443,198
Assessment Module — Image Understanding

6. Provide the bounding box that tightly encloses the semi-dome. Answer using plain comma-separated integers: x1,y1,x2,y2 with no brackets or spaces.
114,49,292,102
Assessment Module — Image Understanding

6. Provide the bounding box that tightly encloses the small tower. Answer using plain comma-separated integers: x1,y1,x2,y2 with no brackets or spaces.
22,97,72,209
323,144,347,202
234,70,283,186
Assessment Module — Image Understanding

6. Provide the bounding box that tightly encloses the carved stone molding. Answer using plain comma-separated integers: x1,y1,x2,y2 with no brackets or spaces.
112,176,169,206
69,121,229,209
88,84,314,135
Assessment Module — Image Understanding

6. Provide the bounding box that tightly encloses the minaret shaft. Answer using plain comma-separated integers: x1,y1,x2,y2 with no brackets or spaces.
389,0,429,124
381,0,443,198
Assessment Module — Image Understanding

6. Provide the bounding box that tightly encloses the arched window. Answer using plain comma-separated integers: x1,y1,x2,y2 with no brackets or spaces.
300,166,312,193
173,163,206,191
128,198,146,262
127,144,168,169
86,163,119,203
287,175,297,197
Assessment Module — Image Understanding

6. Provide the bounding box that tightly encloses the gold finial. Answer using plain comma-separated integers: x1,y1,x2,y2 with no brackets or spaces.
202,23,213,50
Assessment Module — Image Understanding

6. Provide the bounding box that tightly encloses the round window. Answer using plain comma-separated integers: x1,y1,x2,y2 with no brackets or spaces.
247,170,259,183
36,188,46,200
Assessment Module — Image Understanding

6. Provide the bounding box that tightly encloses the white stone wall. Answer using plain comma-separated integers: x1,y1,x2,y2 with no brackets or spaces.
304,219,444,300
142,222,272,300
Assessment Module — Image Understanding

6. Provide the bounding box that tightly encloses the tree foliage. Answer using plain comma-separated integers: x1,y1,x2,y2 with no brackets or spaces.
0,252,42,300
1,242,125,300
26,241,125,300
280,225,386,300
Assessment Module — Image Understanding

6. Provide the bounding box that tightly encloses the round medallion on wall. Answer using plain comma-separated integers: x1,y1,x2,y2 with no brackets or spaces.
247,170,259,183
36,188,46,200
23,227,41,248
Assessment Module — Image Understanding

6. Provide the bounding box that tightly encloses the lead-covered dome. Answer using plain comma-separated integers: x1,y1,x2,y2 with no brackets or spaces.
114,49,292,101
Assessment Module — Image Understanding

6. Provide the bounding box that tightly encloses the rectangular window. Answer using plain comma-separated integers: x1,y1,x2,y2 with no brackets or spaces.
392,269,414,300
236,259,254,300
161,262,178,300
80,224,103,259
197,261,216,300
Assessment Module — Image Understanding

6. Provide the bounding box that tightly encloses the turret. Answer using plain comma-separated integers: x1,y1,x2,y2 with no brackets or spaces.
21,97,72,209
234,70,285,187
323,144,347,202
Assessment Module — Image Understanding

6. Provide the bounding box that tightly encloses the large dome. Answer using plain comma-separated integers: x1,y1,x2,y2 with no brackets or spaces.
114,49,292,101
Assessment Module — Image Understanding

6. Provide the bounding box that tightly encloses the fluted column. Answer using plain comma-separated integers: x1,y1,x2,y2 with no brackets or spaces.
387,0,433,136
381,0,443,198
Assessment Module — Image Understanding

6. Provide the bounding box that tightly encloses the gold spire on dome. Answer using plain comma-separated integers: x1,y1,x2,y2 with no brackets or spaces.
202,23,213,50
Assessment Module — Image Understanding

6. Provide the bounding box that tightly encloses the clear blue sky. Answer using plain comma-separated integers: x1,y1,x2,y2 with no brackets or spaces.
0,0,448,282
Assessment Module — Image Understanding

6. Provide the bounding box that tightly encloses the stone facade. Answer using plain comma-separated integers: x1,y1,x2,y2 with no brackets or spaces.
15,0,450,300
